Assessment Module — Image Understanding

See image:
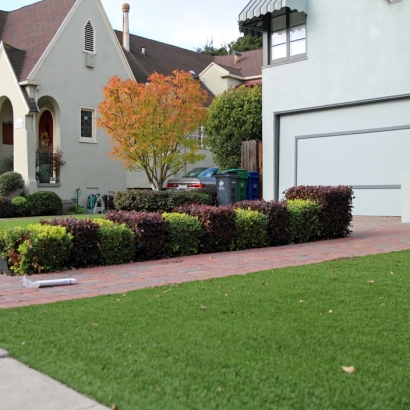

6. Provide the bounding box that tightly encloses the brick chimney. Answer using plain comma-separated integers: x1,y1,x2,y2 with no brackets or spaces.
122,3,130,52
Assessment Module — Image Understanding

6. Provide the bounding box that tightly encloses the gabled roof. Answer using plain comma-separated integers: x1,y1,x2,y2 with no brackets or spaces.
0,0,77,81
115,30,262,85
114,30,215,84
214,49,263,78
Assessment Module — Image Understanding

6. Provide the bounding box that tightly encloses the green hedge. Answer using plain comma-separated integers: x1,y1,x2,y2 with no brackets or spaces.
12,196,31,217
1,224,72,274
234,208,269,250
163,212,203,256
97,220,135,266
29,191,62,216
284,185,353,239
287,199,321,244
113,189,214,212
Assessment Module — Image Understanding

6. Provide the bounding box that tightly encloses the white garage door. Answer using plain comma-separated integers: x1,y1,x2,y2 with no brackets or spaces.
278,98,410,216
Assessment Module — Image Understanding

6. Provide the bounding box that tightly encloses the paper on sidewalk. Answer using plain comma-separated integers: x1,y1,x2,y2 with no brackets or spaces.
23,276,77,288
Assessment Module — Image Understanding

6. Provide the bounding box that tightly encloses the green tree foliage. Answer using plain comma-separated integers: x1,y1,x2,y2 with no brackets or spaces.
205,85,262,170
227,35,263,54
195,37,228,56
196,35,262,56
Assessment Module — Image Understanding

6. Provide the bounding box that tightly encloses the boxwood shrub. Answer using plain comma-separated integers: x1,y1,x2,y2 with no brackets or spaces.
234,200,289,246
96,219,135,266
174,204,236,253
29,191,62,216
234,208,269,250
284,185,353,239
107,210,167,261
287,199,321,244
42,218,100,268
163,212,203,256
12,196,31,217
0,171,24,196
114,189,214,212
2,224,72,274
0,196,14,218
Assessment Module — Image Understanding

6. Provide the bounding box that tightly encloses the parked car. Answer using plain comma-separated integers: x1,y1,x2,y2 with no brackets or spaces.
166,167,219,191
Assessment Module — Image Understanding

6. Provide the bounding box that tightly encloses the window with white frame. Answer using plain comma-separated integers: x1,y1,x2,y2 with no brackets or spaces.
271,9,306,64
189,126,207,148
80,108,96,142
84,20,95,53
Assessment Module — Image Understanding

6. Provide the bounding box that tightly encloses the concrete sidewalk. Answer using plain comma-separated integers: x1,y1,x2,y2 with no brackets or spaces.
1,215,410,410
0,348,109,410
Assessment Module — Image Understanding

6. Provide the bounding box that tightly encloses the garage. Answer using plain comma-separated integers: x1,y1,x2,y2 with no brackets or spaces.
277,98,410,216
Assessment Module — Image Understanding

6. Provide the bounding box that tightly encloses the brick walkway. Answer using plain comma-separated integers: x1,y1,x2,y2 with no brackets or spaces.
1,216,410,309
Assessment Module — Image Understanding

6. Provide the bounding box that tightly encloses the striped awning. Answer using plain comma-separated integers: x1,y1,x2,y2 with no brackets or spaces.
239,0,308,35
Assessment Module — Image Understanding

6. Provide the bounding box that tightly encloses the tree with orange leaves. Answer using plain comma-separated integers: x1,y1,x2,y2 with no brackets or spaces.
98,70,208,190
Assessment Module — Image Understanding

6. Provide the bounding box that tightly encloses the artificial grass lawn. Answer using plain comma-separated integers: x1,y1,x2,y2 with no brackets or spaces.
0,251,409,409
0,213,105,231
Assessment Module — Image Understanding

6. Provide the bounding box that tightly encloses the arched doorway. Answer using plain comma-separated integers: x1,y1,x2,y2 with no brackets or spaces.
38,110,53,150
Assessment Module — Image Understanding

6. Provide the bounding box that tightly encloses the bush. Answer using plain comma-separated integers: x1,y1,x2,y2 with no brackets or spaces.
96,220,135,266
287,199,321,244
107,211,167,261
42,218,100,268
0,171,24,196
174,204,236,253
12,196,30,217
163,212,203,256
283,185,353,239
114,190,172,212
234,208,269,250
233,200,289,246
0,227,29,268
169,190,214,209
29,191,62,216
0,196,14,218
2,224,72,274
114,189,214,212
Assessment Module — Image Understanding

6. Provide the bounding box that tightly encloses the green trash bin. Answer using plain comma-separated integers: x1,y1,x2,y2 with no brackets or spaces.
221,168,248,202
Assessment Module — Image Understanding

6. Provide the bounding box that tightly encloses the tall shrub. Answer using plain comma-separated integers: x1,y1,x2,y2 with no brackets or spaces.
284,185,353,239
287,199,321,244
3,224,72,274
96,219,135,266
43,218,100,268
107,211,167,261
233,200,289,246
174,204,236,253
234,208,268,250
163,212,203,256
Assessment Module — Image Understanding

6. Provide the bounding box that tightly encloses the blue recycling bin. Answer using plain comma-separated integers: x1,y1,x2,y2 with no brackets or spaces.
246,172,260,200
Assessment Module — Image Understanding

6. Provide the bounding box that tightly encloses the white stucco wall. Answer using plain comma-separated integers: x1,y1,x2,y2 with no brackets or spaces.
29,0,150,206
0,44,37,193
261,0,410,215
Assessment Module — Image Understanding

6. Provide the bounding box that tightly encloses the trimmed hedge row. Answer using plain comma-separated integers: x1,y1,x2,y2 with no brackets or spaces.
174,204,236,254
106,211,167,261
283,185,353,239
233,200,290,246
1,185,353,273
113,189,215,212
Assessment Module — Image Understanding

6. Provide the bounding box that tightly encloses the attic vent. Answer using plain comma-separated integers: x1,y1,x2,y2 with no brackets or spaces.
84,20,94,53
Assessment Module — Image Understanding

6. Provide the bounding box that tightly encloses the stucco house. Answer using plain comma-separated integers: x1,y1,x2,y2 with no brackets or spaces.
0,0,262,207
239,0,410,216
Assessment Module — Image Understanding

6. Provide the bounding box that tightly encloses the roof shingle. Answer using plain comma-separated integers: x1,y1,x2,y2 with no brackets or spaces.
0,0,77,81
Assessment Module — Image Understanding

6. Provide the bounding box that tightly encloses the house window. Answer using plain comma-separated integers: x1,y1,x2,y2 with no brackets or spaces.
84,20,95,53
189,126,207,148
80,109,96,142
271,9,306,64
